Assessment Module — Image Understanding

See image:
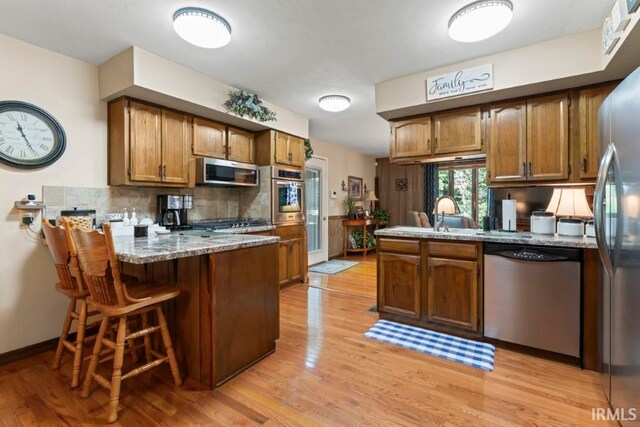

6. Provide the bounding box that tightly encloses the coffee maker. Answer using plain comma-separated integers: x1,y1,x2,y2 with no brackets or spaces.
157,195,193,230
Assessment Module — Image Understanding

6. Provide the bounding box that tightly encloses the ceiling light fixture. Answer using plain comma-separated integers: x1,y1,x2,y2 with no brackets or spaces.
448,0,513,43
318,95,351,112
173,7,231,48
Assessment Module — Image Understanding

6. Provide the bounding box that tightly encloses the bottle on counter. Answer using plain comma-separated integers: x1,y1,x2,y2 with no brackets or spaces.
122,208,130,226
130,208,138,226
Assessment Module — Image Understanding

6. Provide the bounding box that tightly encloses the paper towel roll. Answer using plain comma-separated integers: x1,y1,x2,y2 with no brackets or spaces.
502,199,517,231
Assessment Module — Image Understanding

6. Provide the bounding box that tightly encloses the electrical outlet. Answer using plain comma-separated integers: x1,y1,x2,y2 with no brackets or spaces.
22,213,34,226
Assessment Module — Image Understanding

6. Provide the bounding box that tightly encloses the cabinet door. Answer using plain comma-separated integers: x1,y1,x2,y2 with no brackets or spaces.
227,127,255,163
288,136,304,167
433,107,482,155
288,238,304,283
390,118,432,159
526,94,569,181
579,85,615,179
274,132,290,165
278,242,290,287
488,101,527,183
427,257,478,331
193,117,227,159
378,253,421,319
161,110,190,184
129,101,162,183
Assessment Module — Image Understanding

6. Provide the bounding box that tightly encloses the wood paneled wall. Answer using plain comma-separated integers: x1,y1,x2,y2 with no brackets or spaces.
329,216,346,258
376,158,425,227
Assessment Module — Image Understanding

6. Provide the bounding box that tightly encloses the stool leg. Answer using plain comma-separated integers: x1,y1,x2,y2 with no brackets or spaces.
141,312,153,364
81,316,109,398
156,307,182,386
70,299,87,388
53,298,76,370
126,322,138,364
107,316,127,424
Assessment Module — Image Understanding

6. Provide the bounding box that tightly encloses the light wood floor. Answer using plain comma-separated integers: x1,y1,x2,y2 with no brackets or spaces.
0,256,613,426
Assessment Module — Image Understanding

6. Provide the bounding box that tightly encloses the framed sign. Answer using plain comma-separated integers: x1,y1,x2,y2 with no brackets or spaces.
612,0,631,31
602,16,621,54
426,64,493,101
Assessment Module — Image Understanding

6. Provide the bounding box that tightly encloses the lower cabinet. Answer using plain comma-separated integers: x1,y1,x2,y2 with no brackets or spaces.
377,238,483,337
275,225,306,288
378,253,421,319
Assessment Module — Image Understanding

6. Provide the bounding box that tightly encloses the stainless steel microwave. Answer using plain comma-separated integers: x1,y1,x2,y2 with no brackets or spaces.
195,157,259,187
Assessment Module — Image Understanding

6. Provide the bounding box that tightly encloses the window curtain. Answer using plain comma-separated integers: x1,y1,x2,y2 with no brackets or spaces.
423,163,439,225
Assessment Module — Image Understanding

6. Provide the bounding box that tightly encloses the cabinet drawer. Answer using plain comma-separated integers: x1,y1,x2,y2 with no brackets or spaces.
428,241,477,260
378,239,420,254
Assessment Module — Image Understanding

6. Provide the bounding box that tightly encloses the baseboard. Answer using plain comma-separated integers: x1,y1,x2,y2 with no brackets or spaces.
0,337,60,366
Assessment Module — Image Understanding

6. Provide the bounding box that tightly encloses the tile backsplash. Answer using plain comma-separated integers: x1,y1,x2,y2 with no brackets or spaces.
43,170,271,226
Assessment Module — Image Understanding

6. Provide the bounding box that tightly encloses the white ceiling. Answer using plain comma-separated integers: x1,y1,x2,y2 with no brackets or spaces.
0,0,612,156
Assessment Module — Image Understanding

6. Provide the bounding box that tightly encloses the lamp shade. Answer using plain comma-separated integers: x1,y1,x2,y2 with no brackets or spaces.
433,196,458,215
546,188,593,218
364,190,378,202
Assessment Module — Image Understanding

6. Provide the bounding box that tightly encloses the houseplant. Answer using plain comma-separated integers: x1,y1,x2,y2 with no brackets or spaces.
371,209,390,227
223,90,277,122
342,195,358,219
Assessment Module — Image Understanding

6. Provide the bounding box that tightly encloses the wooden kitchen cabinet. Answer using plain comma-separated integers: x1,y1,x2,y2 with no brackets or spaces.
109,98,193,187
378,252,421,319
227,126,255,163
390,117,432,161
488,101,527,183
192,117,227,159
526,93,570,181
256,130,306,169
274,224,306,288
433,107,483,156
578,84,616,180
426,257,479,331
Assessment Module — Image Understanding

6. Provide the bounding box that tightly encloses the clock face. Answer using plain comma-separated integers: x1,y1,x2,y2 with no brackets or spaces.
0,101,66,169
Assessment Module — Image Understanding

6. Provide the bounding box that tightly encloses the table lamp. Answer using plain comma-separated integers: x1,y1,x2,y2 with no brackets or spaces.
364,190,378,212
546,188,593,236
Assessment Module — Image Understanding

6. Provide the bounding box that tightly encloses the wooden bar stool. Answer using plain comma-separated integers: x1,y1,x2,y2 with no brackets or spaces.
71,224,182,423
42,218,100,388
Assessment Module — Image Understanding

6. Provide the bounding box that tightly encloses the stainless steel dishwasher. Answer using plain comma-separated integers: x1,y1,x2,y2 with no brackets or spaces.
484,243,581,358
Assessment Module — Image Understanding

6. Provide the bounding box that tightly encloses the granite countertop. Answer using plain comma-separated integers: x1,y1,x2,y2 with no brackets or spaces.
211,225,276,234
374,226,598,249
112,233,280,264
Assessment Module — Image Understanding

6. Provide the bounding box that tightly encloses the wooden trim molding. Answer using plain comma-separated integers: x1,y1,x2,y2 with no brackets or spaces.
0,337,63,366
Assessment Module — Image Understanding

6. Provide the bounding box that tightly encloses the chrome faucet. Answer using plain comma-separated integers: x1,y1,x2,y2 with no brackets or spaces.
434,211,449,232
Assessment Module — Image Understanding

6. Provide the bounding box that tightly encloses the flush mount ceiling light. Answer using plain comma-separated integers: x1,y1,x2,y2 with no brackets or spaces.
173,7,231,48
448,0,513,43
318,95,351,112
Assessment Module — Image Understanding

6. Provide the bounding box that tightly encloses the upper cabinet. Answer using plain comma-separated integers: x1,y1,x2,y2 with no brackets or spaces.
488,101,527,183
109,99,192,187
390,117,432,160
526,93,570,181
433,107,482,156
192,117,227,159
578,84,616,180
227,127,255,164
256,130,305,169
487,93,570,184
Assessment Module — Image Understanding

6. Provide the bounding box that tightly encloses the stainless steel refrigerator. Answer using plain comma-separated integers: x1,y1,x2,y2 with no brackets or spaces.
597,67,640,425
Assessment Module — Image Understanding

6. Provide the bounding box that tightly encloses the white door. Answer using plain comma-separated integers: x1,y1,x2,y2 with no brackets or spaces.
306,156,329,265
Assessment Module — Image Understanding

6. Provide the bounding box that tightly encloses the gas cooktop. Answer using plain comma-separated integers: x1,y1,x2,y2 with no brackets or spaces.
189,218,271,231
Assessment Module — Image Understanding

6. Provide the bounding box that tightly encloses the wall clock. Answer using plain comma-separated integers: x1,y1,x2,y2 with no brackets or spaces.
0,101,66,169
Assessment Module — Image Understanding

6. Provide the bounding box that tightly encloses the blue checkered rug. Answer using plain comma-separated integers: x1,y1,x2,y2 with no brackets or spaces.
308,260,359,275
364,320,495,372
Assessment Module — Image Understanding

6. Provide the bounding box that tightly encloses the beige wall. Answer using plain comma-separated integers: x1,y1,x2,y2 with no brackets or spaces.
0,34,108,353
310,138,376,217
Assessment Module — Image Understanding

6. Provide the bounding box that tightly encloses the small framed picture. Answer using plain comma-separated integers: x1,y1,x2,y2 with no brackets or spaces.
348,176,363,200
395,178,408,191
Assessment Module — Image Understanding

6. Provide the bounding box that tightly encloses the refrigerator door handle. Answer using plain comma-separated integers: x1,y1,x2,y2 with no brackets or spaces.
594,144,615,276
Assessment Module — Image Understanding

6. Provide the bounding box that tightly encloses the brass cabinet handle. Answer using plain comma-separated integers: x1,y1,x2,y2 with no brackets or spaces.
159,164,163,178
427,138,431,152
522,162,526,177
227,144,231,156
434,137,438,149
582,157,587,172
162,165,167,179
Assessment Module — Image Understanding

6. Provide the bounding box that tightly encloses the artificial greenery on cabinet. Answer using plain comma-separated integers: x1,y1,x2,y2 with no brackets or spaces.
223,90,277,122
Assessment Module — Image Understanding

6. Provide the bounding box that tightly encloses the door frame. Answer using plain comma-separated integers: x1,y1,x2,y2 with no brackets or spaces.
306,155,329,266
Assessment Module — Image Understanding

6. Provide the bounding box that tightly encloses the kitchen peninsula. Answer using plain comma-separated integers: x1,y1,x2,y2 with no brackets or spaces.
113,232,280,389
374,226,601,370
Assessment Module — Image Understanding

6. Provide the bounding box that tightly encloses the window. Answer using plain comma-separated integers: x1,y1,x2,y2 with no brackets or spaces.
438,165,487,221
